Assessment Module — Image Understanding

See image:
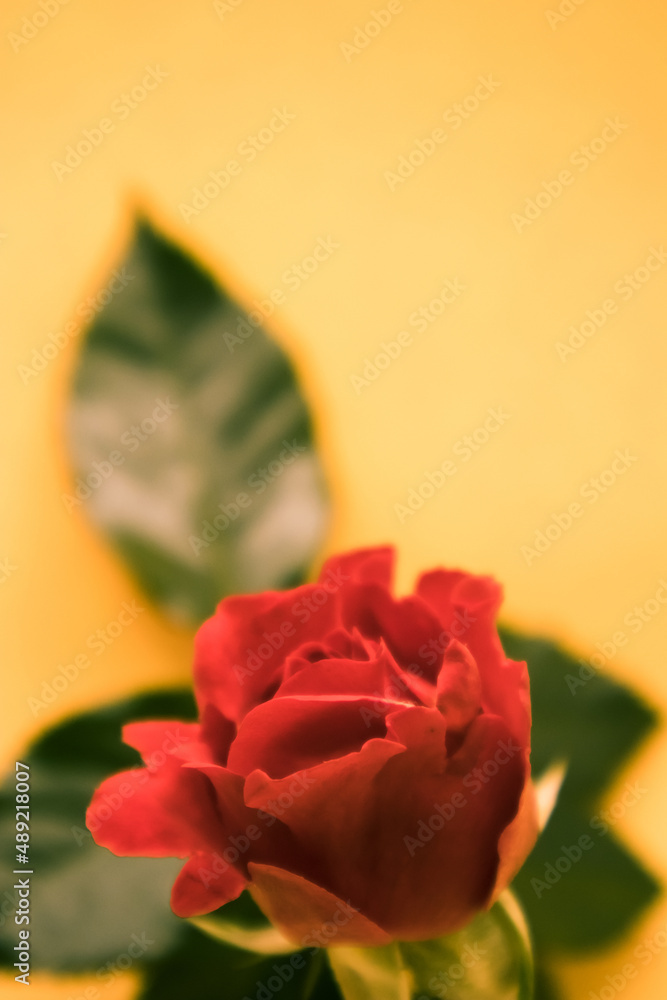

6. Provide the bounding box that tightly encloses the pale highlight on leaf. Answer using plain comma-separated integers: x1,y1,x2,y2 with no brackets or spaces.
327,944,412,1000
189,915,298,955
534,760,567,832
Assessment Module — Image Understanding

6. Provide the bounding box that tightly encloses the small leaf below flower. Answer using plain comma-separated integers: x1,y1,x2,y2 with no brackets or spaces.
327,893,532,1000
327,943,412,1000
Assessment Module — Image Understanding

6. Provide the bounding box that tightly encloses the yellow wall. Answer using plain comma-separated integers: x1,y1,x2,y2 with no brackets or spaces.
2,0,666,996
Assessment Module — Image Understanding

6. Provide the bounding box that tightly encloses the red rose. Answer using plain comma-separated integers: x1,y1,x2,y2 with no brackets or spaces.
87,547,537,945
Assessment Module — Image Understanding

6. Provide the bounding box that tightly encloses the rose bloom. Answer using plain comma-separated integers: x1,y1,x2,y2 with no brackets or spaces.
87,547,537,945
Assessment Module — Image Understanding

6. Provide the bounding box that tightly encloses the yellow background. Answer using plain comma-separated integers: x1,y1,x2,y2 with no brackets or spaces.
2,0,666,996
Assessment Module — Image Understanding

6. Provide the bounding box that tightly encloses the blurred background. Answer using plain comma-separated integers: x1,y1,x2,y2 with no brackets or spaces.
2,0,666,996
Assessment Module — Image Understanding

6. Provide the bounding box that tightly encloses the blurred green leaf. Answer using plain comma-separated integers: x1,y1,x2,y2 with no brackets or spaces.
328,943,411,1000
328,894,532,1000
533,963,563,1000
67,217,329,625
0,690,196,971
501,628,660,960
190,911,298,955
139,924,337,1000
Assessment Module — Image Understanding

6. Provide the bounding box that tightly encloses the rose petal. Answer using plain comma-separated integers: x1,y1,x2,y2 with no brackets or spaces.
227,695,395,778
341,585,444,682
318,546,395,589
86,765,220,858
492,765,539,899
171,850,247,917
435,640,482,732
193,762,323,885
282,627,371,680
199,704,237,764
122,720,201,761
244,713,525,940
384,705,448,755
417,570,531,748
275,646,419,712
416,568,470,621
185,763,252,832
360,713,526,938
247,863,393,947
122,716,233,769
194,587,341,724
243,738,406,909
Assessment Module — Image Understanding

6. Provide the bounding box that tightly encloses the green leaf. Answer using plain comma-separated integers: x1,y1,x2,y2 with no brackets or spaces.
532,963,564,1000
327,894,532,1000
328,944,412,1000
500,628,660,957
0,690,196,971
515,804,657,952
402,893,533,1000
67,217,329,625
190,912,298,956
139,925,337,1000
